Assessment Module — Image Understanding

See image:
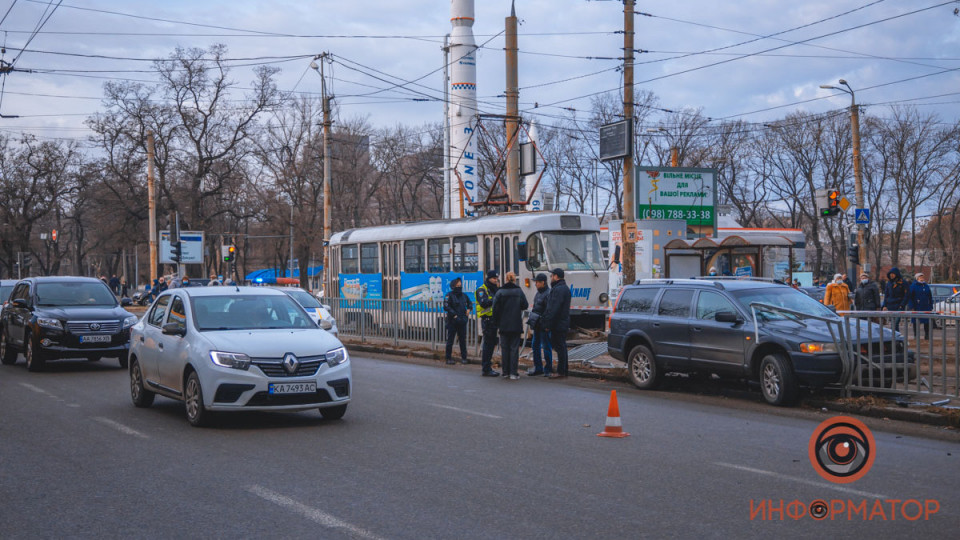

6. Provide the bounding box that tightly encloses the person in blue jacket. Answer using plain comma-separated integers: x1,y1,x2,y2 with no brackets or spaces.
906,272,934,339
882,267,908,331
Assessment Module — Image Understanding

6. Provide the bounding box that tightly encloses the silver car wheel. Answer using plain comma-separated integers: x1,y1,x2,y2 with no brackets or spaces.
632,352,651,383
762,363,781,399
185,376,200,421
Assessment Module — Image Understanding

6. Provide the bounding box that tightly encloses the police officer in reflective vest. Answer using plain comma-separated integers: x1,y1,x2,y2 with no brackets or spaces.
475,270,501,377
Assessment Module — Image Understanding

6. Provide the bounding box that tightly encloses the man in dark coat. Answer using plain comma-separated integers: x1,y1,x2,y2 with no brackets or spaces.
475,270,500,377
443,277,472,364
526,273,553,377
854,272,881,311
492,272,528,380
543,268,572,379
882,267,907,331
906,272,934,339
109,275,120,295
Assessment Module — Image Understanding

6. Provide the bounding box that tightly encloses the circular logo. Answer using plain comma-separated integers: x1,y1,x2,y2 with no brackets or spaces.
808,416,876,484
89,323,101,331
809,499,829,520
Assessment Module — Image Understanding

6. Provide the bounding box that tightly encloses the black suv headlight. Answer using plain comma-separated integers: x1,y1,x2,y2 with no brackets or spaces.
37,317,63,330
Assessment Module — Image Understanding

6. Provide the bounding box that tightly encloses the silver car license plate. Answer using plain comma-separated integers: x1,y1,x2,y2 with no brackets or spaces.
268,382,317,394
80,335,111,343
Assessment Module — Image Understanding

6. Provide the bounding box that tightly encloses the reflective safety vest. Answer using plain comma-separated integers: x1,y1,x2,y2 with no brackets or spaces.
475,283,494,318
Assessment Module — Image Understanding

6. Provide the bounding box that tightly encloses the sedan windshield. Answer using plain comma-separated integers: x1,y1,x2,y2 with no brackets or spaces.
192,295,317,331
282,288,322,309
36,282,117,307
731,287,837,320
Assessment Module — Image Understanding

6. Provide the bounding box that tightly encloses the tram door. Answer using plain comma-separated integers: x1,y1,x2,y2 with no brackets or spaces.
382,242,401,299
483,233,521,280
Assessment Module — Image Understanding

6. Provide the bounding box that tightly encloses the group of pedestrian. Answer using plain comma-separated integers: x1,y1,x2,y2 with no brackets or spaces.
100,274,130,297
881,267,934,338
443,267,572,380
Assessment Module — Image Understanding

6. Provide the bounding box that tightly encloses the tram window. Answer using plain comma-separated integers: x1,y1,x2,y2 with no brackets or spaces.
504,238,512,275
526,234,547,271
484,238,491,272
453,236,478,273
393,244,399,275
513,236,520,274
493,238,501,273
404,240,425,273
341,244,359,274
428,238,451,273
360,243,379,274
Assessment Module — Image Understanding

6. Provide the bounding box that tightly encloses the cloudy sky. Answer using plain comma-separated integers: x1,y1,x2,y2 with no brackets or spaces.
0,0,957,142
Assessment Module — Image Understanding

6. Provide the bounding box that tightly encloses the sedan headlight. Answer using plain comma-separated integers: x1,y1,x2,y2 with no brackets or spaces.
799,342,837,354
210,351,251,370
122,315,139,329
37,317,62,330
325,347,348,367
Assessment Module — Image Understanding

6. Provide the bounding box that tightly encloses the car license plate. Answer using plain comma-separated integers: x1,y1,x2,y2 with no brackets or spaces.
80,335,111,343
268,382,317,394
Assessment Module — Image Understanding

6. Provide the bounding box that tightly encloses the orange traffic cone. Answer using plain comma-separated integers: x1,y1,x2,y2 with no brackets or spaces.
597,389,630,438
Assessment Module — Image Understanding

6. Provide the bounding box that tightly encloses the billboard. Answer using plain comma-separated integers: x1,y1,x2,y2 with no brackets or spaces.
159,230,204,264
636,167,716,227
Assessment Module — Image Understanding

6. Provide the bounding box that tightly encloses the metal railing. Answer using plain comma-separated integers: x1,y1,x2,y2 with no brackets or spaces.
841,311,959,399
322,297,479,351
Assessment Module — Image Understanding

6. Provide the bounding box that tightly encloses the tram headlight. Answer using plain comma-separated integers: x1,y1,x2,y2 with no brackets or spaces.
599,292,609,304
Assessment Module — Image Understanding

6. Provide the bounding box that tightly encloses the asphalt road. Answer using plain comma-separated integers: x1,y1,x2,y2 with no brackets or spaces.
1,353,957,539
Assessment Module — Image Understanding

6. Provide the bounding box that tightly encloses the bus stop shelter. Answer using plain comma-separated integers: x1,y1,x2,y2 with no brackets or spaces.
662,233,801,280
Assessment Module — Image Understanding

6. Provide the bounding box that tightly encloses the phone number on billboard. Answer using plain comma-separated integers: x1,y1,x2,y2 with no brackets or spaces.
642,209,712,220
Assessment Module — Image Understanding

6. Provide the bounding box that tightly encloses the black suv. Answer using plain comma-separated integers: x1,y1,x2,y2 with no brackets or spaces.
608,279,913,405
0,277,137,371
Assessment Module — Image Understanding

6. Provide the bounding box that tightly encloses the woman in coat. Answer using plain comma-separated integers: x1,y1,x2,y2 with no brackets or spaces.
824,273,851,312
906,272,934,338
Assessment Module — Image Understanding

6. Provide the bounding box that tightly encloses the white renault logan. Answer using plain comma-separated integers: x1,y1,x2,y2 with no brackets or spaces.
128,287,351,426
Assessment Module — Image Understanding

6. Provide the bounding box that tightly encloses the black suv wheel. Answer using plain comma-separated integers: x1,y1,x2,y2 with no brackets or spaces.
25,332,46,372
759,353,797,406
627,344,659,389
0,329,18,365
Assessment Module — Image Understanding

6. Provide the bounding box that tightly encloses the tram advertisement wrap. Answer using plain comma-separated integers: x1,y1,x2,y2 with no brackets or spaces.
400,272,483,312
339,274,382,308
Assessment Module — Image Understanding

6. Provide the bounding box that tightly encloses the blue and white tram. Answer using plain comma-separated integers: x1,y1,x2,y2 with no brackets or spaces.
329,212,609,327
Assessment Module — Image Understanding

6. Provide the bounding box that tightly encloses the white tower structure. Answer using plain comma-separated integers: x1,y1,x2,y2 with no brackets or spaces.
448,0,478,217
526,121,545,212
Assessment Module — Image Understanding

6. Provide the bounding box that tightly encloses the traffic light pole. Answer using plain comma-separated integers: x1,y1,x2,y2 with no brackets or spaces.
850,94,866,276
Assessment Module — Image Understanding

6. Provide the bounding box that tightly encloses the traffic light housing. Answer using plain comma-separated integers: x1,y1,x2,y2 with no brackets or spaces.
222,245,236,263
821,190,840,217
847,244,859,265
170,241,183,263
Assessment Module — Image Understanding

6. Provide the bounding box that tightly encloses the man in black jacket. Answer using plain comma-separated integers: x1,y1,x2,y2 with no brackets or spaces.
882,267,907,331
444,277,472,365
492,272,528,380
526,273,553,376
475,270,500,376
854,272,881,311
543,268,571,379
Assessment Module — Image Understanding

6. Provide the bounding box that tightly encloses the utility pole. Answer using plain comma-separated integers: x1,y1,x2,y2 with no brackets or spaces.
621,0,636,284
147,131,158,284
504,1,521,206
443,34,451,219
312,54,333,296
289,202,295,281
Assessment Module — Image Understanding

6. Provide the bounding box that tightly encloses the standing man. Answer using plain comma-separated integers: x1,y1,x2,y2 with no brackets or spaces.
882,267,907,331
854,272,881,311
906,272,934,339
443,276,472,365
492,272,527,380
109,274,120,295
475,270,501,377
526,273,553,376
543,268,571,379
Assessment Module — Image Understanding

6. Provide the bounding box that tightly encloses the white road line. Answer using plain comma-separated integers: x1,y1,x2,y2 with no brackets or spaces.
430,403,502,419
714,461,889,499
19,382,58,399
92,417,149,440
247,485,385,540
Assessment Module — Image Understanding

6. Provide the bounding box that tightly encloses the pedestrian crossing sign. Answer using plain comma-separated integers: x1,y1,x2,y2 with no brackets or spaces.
855,208,870,224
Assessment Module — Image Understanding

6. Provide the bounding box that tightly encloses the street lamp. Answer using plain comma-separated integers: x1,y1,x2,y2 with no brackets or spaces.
820,79,866,276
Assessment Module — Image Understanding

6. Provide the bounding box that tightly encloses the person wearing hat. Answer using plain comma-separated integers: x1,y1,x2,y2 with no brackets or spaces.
475,270,501,376
543,267,572,379
443,276,472,365
492,272,528,380
526,273,553,376
882,267,907,332
906,272,934,339
208,274,222,286
824,273,851,312
854,272,880,312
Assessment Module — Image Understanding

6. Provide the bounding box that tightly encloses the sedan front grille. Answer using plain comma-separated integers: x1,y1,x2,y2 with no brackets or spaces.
250,355,325,378
66,321,120,334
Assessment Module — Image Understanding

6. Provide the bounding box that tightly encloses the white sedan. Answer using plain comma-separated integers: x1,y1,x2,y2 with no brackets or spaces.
934,291,960,327
128,287,351,426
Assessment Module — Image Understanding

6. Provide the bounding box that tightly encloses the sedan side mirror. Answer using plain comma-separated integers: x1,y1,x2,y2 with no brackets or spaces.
161,322,186,337
715,311,743,324
13,298,28,308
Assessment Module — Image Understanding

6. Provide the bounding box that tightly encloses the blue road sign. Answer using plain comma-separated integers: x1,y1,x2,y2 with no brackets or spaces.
855,208,870,225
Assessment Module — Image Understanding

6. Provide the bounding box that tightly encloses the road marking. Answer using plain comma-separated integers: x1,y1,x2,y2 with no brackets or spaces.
430,403,502,419
19,382,58,399
714,462,889,499
247,485,385,540
92,417,149,440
